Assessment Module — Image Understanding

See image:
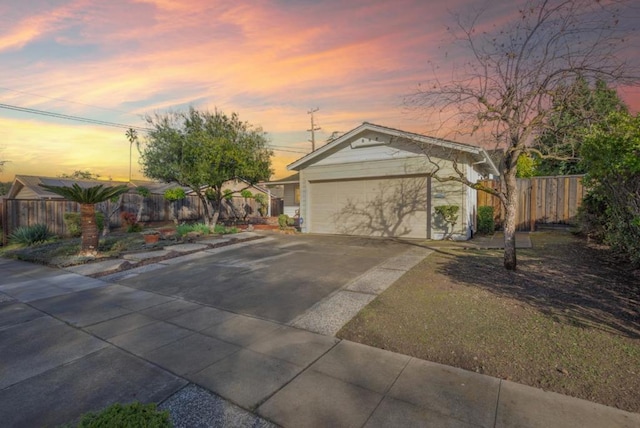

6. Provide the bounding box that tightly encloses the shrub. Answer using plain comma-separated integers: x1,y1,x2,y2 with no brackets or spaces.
477,206,495,235
435,205,459,240
254,193,267,217
164,187,186,201
240,189,253,199
137,186,151,198
64,212,105,237
213,224,239,234
120,211,142,233
176,222,213,237
278,214,294,229
192,223,212,235
9,224,54,246
74,402,171,428
222,189,234,201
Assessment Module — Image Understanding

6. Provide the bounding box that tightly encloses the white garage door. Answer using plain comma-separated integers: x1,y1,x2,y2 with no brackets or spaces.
308,176,428,239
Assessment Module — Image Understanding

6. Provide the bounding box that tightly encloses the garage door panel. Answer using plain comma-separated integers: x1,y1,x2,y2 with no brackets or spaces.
309,177,427,239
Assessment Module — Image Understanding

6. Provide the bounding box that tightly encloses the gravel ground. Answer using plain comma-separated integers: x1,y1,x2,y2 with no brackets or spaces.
160,384,278,428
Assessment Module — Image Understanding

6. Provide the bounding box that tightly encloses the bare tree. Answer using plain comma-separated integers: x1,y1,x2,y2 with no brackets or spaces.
408,0,638,270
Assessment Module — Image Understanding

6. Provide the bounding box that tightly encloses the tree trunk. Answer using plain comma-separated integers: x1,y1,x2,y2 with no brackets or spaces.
80,203,99,256
194,190,216,226
502,169,518,270
136,196,145,222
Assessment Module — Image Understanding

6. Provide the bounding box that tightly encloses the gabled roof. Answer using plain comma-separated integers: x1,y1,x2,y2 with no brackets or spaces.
262,173,300,185
7,175,136,199
287,122,499,176
6,176,194,199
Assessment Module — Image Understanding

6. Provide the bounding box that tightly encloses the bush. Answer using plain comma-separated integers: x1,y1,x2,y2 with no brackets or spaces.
164,187,186,202
74,402,172,428
254,193,267,217
477,206,495,235
64,212,105,237
434,205,459,240
120,211,142,233
278,214,294,229
9,224,54,246
175,222,214,237
213,224,239,234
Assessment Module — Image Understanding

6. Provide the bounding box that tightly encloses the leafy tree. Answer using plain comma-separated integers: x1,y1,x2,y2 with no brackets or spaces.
141,108,273,225
533,78,628,176
579,111,640,265
0,181,11,195
408,0,637,270
59,170,101,180
39,183,129,256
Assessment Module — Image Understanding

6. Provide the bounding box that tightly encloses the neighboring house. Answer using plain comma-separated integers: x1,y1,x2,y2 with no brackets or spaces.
286,122,499,240
215,179,273,218
263,173,300,218
7,175,138,199
7,175,260,201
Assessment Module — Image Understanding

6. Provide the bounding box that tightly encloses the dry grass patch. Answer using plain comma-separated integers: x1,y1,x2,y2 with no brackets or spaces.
338,232,640,412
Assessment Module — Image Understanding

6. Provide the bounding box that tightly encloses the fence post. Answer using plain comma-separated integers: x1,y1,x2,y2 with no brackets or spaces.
2,199,7,246
530,179,536,232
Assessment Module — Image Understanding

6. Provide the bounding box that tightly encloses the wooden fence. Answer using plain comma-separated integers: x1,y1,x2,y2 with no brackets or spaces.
1,193,282,244
477,175,586,231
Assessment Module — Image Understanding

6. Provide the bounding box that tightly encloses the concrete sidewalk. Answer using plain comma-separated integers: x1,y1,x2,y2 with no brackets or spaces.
1,245,638,427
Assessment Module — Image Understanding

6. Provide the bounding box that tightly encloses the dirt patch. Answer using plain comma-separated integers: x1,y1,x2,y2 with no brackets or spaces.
338,231,640,412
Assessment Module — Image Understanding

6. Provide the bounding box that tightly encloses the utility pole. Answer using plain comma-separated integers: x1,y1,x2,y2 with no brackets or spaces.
307,107,321,152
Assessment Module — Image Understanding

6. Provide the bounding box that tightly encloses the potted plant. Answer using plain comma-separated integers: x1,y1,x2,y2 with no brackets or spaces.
141,230,160,244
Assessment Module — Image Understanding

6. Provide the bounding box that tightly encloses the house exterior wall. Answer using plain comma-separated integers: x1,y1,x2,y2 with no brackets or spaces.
14,186,47,200
299,153,472,240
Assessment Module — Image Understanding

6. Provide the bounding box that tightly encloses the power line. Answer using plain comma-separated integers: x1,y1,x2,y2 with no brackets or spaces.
268,146,308,154
0,86,140,118
0,102,310,154
0,103,149,131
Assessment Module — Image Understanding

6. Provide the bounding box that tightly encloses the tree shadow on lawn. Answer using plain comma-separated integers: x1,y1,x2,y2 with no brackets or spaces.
435,238,640,339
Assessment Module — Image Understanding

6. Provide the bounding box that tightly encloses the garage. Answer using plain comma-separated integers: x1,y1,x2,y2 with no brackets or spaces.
308,176,429,239
286,122,499,241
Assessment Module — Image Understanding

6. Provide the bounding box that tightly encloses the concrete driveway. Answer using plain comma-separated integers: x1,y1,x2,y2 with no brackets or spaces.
2,234,639,427
114,234,411,324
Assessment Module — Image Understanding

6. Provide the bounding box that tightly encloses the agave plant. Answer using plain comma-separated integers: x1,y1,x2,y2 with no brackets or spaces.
39,183,130,256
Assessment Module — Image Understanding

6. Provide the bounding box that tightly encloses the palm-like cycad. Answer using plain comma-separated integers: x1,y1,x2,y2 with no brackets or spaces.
39,183,130,256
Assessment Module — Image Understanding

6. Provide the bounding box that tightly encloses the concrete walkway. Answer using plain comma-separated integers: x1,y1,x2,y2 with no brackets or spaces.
1,239,639,427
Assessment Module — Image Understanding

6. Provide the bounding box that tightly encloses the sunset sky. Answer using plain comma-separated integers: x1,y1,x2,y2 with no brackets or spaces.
1,0,639,183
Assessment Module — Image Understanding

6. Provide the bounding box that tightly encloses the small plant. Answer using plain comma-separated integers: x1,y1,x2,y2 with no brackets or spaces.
222,189,234,201
435,205,459,240
192,223,212,235
213,224,239,234
278,214,294,229
477,206,495,235
64,212,105,237
73,401,172,428
9,224,54,246
175,222,212,237
164,187,186,201
120,211,142,233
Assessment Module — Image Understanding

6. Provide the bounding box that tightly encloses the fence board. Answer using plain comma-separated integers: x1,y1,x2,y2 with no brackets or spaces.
2,192,272,241
478,175,586,231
